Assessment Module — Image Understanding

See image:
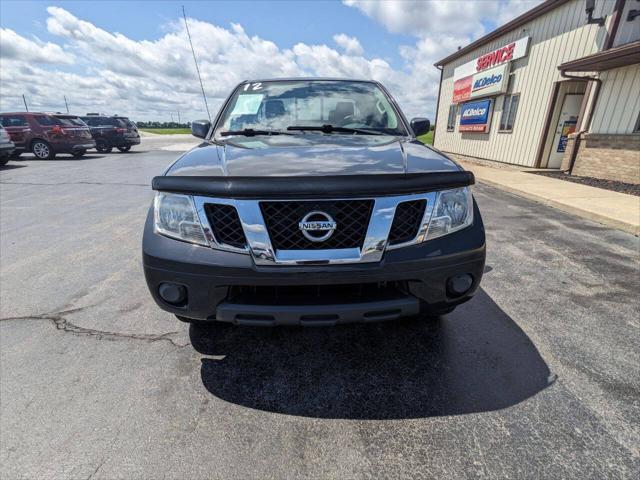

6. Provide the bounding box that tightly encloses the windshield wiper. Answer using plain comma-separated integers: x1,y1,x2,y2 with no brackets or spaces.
220,128,293,137
287,124,384,135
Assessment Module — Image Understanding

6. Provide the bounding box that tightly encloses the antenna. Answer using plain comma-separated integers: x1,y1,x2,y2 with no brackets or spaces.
22,94,29,112
64,96,69,113
182,6,211,121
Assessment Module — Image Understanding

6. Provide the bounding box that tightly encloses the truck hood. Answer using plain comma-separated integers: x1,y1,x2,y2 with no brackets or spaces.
165,135,461,177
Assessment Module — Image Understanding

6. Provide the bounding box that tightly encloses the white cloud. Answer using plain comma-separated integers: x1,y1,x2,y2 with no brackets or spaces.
333,33,364,55
0,2,541,123
0,28,74,64
1,7,415,121
343,0,540,39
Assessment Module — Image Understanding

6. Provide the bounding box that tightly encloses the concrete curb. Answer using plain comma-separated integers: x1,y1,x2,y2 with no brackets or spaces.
475,177,640,236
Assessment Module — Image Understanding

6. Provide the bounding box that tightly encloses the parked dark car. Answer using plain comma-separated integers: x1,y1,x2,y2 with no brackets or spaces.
80,115,140,153
0,112,95,159
0,126,15,165
143,79,485,330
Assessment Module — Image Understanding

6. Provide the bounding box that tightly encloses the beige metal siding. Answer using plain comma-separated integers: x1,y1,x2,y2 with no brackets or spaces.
613,0,640,47
590,64,640,134
434,0,614,167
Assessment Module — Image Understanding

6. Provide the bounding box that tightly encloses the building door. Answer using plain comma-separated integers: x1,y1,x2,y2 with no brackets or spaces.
547,94,583,168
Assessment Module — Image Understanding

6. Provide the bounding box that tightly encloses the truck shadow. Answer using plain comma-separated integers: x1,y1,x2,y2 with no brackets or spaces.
193,288,553,419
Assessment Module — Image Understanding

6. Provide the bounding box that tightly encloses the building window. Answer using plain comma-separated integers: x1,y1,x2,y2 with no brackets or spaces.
499,94,520,132
447,105,457,131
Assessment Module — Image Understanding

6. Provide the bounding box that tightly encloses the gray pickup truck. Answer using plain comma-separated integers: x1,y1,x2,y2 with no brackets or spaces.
143,79,485,327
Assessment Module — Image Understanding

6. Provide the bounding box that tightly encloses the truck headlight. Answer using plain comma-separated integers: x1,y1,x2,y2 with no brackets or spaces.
153,192,208,246
426,187,473,240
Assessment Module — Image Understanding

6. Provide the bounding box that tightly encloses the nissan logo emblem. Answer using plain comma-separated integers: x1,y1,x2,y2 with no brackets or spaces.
298,211,337,242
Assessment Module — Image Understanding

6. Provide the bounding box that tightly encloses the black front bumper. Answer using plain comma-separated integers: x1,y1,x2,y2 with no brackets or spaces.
143,202,486,325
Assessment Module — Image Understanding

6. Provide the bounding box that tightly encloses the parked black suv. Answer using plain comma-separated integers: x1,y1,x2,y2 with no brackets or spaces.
80,114,140,152
143,79,485,327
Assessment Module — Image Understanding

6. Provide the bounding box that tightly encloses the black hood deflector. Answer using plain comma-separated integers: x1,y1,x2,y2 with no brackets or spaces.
152,172,475,199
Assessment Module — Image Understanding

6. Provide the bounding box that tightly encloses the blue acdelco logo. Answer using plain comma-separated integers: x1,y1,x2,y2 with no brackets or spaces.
473,73,503,91
460,100,492,125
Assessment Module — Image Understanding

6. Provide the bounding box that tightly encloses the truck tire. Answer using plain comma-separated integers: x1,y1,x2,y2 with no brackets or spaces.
0,156,9,166
117,146,131,152
32,140,55,160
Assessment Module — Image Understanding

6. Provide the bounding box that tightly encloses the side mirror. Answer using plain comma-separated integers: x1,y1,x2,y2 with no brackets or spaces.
191,120,211,139
410,117,430,137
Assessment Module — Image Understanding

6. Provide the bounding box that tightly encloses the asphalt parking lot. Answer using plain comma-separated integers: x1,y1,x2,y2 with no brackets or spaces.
1,138,639,479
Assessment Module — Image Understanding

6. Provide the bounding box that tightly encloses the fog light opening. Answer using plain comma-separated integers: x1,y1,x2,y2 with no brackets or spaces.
158,283,187,306
447,274,473,297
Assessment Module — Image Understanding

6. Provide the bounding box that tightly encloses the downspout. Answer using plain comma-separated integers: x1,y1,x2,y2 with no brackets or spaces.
432,65,444,146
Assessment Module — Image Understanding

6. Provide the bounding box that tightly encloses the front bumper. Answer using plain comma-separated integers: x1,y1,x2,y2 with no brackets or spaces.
142,201,486,325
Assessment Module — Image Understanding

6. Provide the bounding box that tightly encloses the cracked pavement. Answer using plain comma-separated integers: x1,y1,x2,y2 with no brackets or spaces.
1,138,639,479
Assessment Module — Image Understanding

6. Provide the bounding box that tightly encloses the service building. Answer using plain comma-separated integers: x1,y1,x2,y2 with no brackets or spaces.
433,0,640,183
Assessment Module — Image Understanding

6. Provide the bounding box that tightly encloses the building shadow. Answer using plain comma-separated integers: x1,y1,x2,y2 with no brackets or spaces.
192,288,553,419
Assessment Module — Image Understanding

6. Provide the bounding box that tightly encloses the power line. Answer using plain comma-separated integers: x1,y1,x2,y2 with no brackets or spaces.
182,5,211,122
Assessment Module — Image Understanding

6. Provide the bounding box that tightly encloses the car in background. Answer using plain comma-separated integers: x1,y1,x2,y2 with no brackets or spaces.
0,126,15,165
80,114,141,153
0,112,95,159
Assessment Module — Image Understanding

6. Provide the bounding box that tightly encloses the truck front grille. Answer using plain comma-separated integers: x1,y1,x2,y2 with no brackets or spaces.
204,204,247,249
388,200,427,245
260,200,373,250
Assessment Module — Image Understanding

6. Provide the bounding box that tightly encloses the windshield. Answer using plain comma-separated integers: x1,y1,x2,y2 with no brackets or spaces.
215,80,407,138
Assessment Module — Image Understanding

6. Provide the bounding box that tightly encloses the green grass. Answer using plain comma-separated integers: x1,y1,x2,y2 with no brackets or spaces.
416,130,434,145
139,128,191,135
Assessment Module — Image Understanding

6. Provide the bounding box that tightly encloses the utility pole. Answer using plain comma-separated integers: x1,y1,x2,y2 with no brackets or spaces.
22,94,29,112
177,110,181,124
64,96,69,113
170,113,174,122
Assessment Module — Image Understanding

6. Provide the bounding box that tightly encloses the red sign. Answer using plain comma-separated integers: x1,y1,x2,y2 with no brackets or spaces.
476,42,515,72
453,76,472,103
459,124,489,132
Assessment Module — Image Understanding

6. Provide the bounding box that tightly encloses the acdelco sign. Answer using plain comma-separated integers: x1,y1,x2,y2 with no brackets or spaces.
459,99,493,133
453,63,509,103
453,36,529,81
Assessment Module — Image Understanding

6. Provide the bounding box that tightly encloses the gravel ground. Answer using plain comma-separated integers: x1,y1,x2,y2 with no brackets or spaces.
1,141,639,479
529,171,640,196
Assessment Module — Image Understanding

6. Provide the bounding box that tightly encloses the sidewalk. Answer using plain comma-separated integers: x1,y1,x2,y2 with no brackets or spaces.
456,159,640,236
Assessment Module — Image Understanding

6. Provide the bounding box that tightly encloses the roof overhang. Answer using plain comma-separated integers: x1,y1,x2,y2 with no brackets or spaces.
435,0,570,67
558,41,640,72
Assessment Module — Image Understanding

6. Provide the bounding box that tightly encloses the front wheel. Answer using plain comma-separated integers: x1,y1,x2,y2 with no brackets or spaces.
0,156,9,166
32,140,55,160
117,146,131,152
72,149,86,158
10,151,21,159
95,139,112,153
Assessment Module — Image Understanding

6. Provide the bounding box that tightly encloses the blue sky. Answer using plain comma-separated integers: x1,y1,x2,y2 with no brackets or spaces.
0,1,538,121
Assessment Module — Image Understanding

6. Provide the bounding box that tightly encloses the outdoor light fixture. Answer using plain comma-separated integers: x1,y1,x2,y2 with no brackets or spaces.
585,0,605,26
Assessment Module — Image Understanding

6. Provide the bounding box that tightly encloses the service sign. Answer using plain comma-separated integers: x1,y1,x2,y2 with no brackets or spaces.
453,63,509,103
453,36,529,81
459,99,493,133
